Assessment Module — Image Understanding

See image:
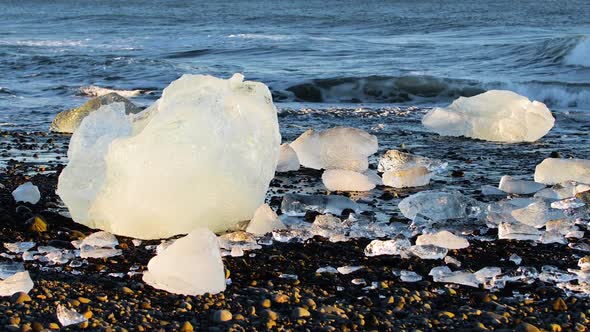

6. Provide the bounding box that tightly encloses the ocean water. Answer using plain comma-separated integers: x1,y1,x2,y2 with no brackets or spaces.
0,0,589,130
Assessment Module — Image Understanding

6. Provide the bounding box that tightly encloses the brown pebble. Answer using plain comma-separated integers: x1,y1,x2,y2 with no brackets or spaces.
179,321,193,332
553,298,567,311
11,292,31,304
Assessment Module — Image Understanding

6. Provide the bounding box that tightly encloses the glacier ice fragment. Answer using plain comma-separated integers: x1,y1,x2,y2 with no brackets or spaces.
12,182,41,204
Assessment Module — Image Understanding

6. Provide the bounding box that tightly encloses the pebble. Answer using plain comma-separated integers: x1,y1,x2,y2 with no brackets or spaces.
553,298,567,311
213,310,232,322
180,321,194,332
28,216,47,233
291,307,311,319
11,292,31,304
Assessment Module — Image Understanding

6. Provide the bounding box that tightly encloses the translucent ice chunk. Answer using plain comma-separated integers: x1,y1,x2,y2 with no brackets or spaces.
534,158,590,185
0,271,34,296
322,169,376,192
57,74,281,239
509,253,522,265
12,182,41,204
534,181,590,200
382,166,433,188
143,229,226,295
422,90,555,143
415,231,469,249
276,143,300,172
398,191,485,221
337,266,364,274
498,222,542,241
290,127,378,171
316,266,338,274
510,199,564,228
429,266,479,287
474,267,502,285
481,185,507,197
410,245,448,260
4,242,36,253
56,305,88,327
281,194,360,216
0,262,25,279
400,270,423,282
80,247,122,259
311,214,346,242
81,231,118,248
498,176,545,195
246,204,285,236
364,237,411,257
538,265,577,283
218,231,262,252
551,198,585,210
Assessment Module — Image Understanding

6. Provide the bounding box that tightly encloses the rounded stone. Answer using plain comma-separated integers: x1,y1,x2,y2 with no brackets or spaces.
213,310,232,322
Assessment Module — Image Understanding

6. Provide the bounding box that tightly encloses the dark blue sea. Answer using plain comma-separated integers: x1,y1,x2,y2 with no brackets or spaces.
1,0,589,130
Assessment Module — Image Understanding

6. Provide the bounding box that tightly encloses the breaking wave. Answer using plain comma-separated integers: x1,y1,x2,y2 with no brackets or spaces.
564,37,590,67
78,85,147,98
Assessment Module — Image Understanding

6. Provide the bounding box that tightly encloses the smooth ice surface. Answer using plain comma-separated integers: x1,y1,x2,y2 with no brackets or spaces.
510,199,563,228
498,176,545,194
378,149,446,173
498,222,542,241
143,229,226,295
400,270,423,282
535,181,590,200
422,90,554,142
382,166,433,188
81,231,118,248
534,158,590,185
0,262,25,279
280,194,360,216
276,143,300,172
410,245,448,260
12,182,41,204
290,127,378,171
246,204,285,236
0,271,34,296
322,169,376,192
398,191,485,221
429,266,480,287
57,74,280,239
56,305,88,327
415,231,469,249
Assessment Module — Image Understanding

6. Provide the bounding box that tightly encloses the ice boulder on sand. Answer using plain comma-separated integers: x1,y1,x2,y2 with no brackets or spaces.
290,127,378,171
422,90,554,142
57,74,280,239
12,182,41,204
322,169,376,192
143,229,226,295
276,143,300,172
534,158,590,185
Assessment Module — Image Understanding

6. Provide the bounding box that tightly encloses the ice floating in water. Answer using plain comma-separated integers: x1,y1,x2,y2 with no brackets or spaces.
276,143,300,172
498,176,545,195
290,127,378,171
12,182,41,204
246,204,285,236
410,245,448,260
400,270,423,282
416,231,469,249
4,242,36,253
0,271,34,296
281,193,360,216
422,90,555,143
322,169,376,192
57,74,280,239
364,237,411,257
398,191,485,221
0,262,25,279
143,229,226,295
56,304,88,327
534,158,590,185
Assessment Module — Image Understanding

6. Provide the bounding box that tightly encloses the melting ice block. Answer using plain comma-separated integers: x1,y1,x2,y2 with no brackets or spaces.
56,305,88,327
322,169,376,192
276,144,300,172
410,245,448,260
534,181,590,200
12,182,41,204
429,266,479,287
281,194,360,216
290,127,378,171
534,158,590,185
143,229,226,295
422,90,554,142
0,271,34,296
415,231,469,249
398,191,486,221
379,150,446,188
498,176,545,195
382,166,433,188
364,237,411,257
57,74,280,239
246,204,285,236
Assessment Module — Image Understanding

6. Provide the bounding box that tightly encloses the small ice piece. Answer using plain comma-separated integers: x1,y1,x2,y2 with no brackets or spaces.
510,199,564,228
276,143,300,172
492,266,539,287
429,266,480,287
578,256,590,270
509,254,522,265
551,198,585,210
474,267,502,285
415,231,469,249
498,222,542,241
534,158,590,185
481,185,507,197
4,242,36,253
498,176,545,195
279,273,298,280
364,237,411,257
422,90,555,143
351,278,366,285
382,166,433,188
272,228,313,243
11,182,41,204
337,265,364,275
218,231,262,252
538,265,577,283
280,193,360,216
535,181,590,200
56,304,88,327
410,245,448,260
311,214,346,242
0,271,34,296
80,247,122,259
81,231,118,248
290,127,378,171
400,270,423,282
246,204,285,236
398,191,485,221
143,229,226,295
378,149,447,174
316,266,339,274
0,262,25,279
322,169,376,192
132,239,142,247
444,256,462,267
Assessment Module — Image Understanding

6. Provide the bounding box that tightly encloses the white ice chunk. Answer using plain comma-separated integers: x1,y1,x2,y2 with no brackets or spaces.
4,242,36,253
539,265,577,283
57,74,280,239
509,253,522,265
364,237,411,257
56,304,87,327
416,231,469,249
337,265,364,274
0,271,34,296
398,190,485,221
246,204,285,236
81,231,118,248
474,267,502,285
410,245,448,260
551,198,585,210
422,90,554,142
534,158,590,185
444,256,462,267
290,127,378,171
310,214,346,242
281,194,360,216
400,270,423,282
382,166,433,188
276,143,300,172
498,176,545,195
498,222,542,241
11,182,41,204
535,181,590,200
322,169,376,192
143,229,226,295
429,266,479,287
316,266,338,274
